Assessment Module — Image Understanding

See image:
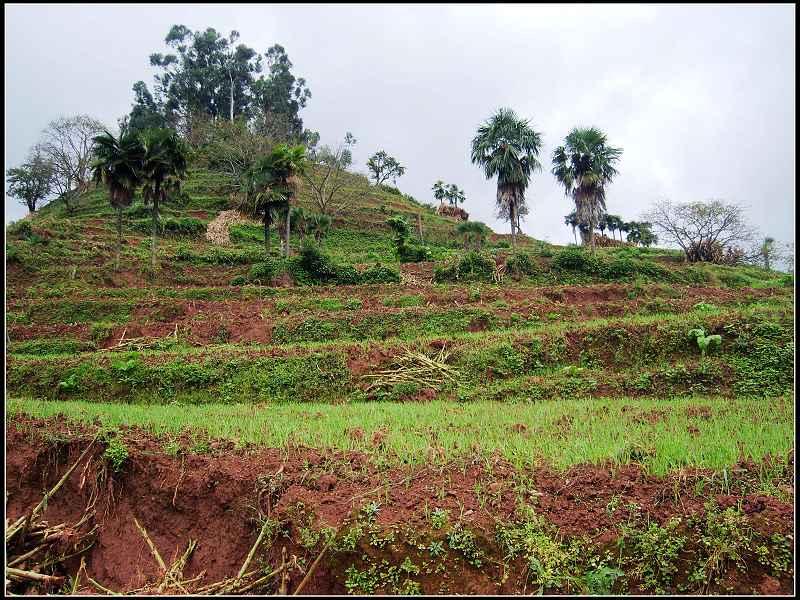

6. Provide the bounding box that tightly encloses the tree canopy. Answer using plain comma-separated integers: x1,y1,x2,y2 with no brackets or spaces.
471,108,542,247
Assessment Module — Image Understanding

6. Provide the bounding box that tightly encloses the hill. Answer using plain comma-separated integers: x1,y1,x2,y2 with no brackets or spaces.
5,162,795,595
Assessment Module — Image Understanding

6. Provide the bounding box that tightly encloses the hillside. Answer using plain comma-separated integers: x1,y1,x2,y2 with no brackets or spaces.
5,164,795,595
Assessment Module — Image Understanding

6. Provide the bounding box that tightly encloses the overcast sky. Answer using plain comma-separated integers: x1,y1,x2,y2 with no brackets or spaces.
4,3,796,251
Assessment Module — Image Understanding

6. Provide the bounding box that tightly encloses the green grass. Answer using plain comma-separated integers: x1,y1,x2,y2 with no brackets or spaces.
7,395,792,475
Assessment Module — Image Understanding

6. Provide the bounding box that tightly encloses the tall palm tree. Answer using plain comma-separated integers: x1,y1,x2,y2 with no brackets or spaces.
597,213,608,239
139,128,188,269
605,214,622,241
564,211,579,245
471,108,542,248
432,180,447,206
242,144,307,258
91,130,144,271
552,127,622,252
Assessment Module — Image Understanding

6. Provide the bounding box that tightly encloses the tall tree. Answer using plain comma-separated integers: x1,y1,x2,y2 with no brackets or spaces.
91,130,144,271
643,199,756,263
445,184,466,206
149,25,262,133
252,44,311,141
6,147,54,214
564,211,579,245
367,151,405,186
432,180,447,206
123,81,169,134
471,108,542,248
39,115,106,213
138,128,189,269
552,127,622,251
304,132,357,216
242,144,307,257
760,237,776,271
605,214,624,241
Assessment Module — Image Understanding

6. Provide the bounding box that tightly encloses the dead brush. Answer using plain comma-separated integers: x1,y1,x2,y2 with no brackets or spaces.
361,344,459,392
5,437,100,594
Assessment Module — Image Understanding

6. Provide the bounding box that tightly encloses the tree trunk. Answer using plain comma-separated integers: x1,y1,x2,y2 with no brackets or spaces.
264,212,270,254
284,207,291,258
229,71,235,122
151,197,159,270
116,206,123,272
572,228,577,245
509,200,517,249
416,213,423,242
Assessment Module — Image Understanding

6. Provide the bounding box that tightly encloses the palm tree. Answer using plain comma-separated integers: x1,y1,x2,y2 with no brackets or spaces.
139,128,188,269
605,214,623,241
446,184,466,206
471,108,542,248
242,144,307,258
552,127,622,252
597,213,608,239
432,180,447,206
91,130,144,271
311,212,332,246
761,237,775,270
564,211,579,245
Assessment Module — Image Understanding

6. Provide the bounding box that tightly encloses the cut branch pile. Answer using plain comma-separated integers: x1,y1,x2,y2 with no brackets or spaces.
361,345,459,391
5,437,99,595
104,324,178,352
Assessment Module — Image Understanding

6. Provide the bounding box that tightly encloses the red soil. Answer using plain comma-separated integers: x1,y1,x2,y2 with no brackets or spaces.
5,417,794,595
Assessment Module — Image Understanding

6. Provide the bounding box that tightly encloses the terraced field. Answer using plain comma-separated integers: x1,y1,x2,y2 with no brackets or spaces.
5,167,795,595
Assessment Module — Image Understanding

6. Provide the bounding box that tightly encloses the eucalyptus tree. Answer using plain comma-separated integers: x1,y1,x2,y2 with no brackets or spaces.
138,128,189,268
91,130,145,270
470,108,542,248
552,127,622,251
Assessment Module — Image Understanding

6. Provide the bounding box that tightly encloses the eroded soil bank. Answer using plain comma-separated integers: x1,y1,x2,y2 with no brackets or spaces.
6,417,794,595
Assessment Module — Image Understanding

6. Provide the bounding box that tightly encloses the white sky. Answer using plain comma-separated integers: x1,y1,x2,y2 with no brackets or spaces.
4,3,796,251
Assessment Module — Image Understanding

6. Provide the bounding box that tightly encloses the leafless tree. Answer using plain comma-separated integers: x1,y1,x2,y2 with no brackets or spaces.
304,133,357,217
642,199,758,263
38,115,106,213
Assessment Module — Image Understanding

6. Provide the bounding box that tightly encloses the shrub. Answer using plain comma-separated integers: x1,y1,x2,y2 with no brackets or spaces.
247,259,282,284
505,253,538,279
386,215,432,262
434,252,496,283
552,247,601,274
7,220,33,239
132,217,206,237
360,264,401,284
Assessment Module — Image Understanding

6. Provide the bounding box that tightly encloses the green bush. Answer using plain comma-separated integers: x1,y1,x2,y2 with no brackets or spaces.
434,251,495,283
7,220,33,239
247,258,282,284
360,264,401,284
132,217,206,237
505,253,538,279
552,247,601,274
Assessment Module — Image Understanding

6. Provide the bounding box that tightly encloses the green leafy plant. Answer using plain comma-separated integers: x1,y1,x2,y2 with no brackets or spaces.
102,434,129,473
688,327,722,357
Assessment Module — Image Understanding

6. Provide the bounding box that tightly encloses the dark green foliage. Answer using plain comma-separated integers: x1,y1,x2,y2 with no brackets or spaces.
359,264,401,285
552,247,602,274
131,216,206,237
7,220,34,240
9,339,97,356
434,251,496,283
247,258,283,284
386,215,431,262
505,252,538,279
